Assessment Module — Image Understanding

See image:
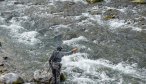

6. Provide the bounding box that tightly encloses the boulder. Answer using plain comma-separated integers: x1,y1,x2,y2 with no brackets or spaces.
33,70,52,84
0,73,24,84
86,0,103,4
33,69,67,83
131,0,146,4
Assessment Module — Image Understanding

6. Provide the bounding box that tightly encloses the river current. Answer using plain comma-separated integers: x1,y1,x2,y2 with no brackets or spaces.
0,0,146,84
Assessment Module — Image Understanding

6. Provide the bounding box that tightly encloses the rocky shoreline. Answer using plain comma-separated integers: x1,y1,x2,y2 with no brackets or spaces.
0,41,66,84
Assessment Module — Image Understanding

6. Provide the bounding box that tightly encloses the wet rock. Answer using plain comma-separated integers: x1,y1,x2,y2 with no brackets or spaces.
14,1,25,5
0,67,7,74
103,9,125,20
0,63,4,66
60,73,66,82
33,69,67,83
0,73,24,84
33,70,52,83
86,0,103,4
16,0,48,5
3,57,8,60
0,42,1,47
64,33,78,40
131,0,146,4
0,0,5,2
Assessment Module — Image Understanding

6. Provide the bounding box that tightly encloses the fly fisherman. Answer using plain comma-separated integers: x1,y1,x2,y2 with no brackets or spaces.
49,46,78,84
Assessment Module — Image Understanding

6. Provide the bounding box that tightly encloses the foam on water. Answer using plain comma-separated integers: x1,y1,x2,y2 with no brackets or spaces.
62,53,146,83
108,19,125,29
0,24,23,34
62,35,146,83
0,24,40,45
63,36,88,48
0,17,5,23
76,7,145,32
72,77,95,84
17,31,40,45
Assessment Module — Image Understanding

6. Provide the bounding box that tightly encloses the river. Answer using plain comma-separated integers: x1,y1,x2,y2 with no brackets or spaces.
0,0,146,84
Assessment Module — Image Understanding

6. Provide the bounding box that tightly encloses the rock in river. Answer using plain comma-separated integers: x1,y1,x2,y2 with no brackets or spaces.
0,73,24,84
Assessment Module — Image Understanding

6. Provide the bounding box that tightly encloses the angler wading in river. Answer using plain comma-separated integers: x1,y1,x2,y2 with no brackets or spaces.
49,46,78,84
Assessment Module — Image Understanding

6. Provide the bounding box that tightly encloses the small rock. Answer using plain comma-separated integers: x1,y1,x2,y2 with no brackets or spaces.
3,57,8,60
86,0,103,4
0,73,24,84
33,70,67,83
131,0,146,4
64,33,77,40
60,73,66,82
14,1,25,5
0,0,5,2
103,15,116,20
102,9,124,20
0,63,4,66
0,68,7,74
0,42,2,47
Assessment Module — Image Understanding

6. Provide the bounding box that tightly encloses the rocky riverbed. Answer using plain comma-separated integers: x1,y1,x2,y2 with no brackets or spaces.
0,0,146,84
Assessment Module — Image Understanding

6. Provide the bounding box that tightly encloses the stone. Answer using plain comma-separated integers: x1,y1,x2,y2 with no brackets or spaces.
33,70,52,84
0,42,1,47
86,0,103,4
131,0,146,4
0,0,5,2
64,33,77,40
60,73,66,82
3,57,8,60
14,1,25,5
102,9,124,20
0,73,24,84
33,69,67,83
103,15,116,20
0,63,4,66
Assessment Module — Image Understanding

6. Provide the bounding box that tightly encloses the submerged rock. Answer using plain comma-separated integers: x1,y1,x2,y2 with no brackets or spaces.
103,9,124,20
0,73,24,84
64,33,78,40
86,0,103,4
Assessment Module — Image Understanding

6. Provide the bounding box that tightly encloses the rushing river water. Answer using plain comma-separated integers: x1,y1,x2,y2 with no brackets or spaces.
0,0,146,84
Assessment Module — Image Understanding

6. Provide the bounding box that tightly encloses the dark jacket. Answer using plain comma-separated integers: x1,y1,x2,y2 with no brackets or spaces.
49,50,73,63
